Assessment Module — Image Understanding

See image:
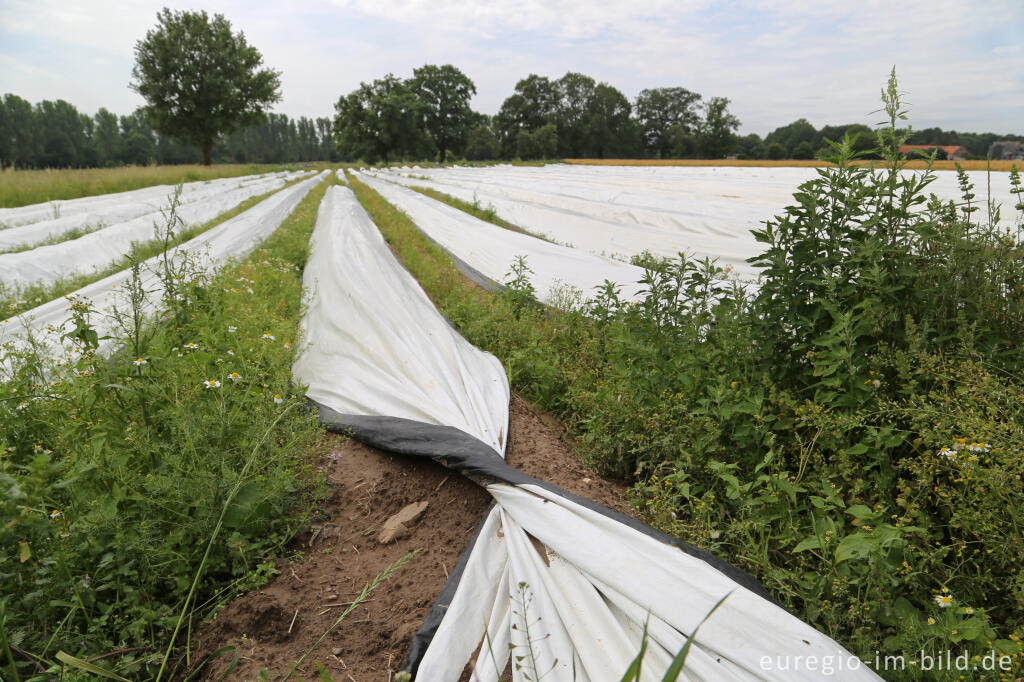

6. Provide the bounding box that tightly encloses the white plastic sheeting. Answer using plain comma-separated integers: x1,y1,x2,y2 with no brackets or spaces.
355,172,648,303
369,169,764,279
0,172,311,287
373,164,1021,282
294,186,881,681
294,186,508,454
0,172,326,365
0,171,304,231
0,172,296,250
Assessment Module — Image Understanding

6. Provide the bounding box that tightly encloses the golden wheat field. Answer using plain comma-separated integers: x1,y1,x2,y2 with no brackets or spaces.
565,158,1019,172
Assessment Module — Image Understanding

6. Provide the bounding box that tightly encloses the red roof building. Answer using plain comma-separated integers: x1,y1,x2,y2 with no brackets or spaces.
899,144,969,160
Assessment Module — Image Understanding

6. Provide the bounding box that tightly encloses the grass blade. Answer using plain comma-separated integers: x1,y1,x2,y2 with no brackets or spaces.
55,651,131,681
283,549,419,681
660,591,733,682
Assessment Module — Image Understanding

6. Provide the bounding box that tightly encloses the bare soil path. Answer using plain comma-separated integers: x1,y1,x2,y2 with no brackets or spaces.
193,393,634,681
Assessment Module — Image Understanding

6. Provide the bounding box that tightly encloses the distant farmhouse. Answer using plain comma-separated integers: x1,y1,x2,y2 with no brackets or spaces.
988,141,1024,161
899,144,968,160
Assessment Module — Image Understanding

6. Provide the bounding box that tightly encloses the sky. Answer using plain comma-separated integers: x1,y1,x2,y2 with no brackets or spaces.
1,0,1021,137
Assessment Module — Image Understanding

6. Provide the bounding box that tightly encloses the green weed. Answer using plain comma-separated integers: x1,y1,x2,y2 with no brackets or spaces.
0,175,333,678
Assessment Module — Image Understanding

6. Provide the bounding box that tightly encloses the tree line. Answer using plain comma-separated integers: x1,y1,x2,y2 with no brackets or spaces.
738,118,1024,161
332,66,742,162
0,93,338,169
3,66,1022,169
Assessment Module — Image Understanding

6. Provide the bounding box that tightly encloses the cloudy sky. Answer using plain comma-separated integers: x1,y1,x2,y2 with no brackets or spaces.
1,0,1021,136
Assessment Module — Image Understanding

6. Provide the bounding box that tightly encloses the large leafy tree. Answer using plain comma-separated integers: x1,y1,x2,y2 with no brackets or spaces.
119,110,159,165
131,8,281,165
582,84,639,159
36,100,88,168
696,96,741,158
333,75,432,163
634,87,702,158
763,118,817,159
0,95,37,168
464,120,500,160
494,74,560,157
554,72,596,157
410,64,477,162
92,108,121,167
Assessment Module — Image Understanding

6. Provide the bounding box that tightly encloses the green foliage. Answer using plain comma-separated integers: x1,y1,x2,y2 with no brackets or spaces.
764,118,877,160
464,122,501,161
516,124,559,161
695,97,740,158
410,64,477,162
582,85,640,159
333,75,434,163
553,72,597,158
496,73,641,159
502,255,540,315
634,87,703,159
495,75,561,157
0,177,331,678
131,9,282,165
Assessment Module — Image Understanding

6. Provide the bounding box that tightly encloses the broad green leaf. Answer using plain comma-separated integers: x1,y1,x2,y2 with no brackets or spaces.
793,536,822,552
834,534,874,563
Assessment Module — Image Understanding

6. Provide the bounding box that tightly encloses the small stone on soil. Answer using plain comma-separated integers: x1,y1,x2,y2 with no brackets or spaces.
378,501,429,544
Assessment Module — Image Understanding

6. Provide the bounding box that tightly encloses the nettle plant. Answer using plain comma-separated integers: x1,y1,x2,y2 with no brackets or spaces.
713,71,1024,661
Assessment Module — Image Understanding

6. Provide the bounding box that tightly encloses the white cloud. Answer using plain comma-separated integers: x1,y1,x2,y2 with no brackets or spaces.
0,0,1020,134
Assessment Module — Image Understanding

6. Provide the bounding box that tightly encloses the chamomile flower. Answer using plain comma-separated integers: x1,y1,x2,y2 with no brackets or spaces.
203,379,222,389
273,394,283,404
283,342,291,349
927,617,936,625
226,349,235,356
227,326,237,333
49,509,61,519
184,342,199,350
228,372,242,382
934,594,953,608
261,333,275,341
134,358,147,366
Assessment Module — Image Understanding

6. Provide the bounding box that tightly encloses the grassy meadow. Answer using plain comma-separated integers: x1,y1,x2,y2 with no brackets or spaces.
0,163,312,208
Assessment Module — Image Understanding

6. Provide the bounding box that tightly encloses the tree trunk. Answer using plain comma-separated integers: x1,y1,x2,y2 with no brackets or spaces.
202,144,212,166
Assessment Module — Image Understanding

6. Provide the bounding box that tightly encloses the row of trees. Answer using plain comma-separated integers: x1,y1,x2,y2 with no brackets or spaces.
736,118,1024,161
8,84,1023,169
0,93,339,169
333,66,743,162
